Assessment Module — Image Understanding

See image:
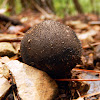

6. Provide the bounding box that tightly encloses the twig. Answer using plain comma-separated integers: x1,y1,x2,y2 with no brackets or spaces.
10,55,19,60
81,91,100,98
76,91,100,100
31,1,49,16
55,79,100,81
31,0,54,18
0,37,23,42
72,68,100,73
13,90,16,100
83,42,100,49
0,14,22,25
16,31,25,36
89,21,100,25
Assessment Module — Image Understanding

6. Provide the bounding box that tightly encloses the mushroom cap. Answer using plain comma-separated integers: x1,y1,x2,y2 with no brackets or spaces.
20,20,82,78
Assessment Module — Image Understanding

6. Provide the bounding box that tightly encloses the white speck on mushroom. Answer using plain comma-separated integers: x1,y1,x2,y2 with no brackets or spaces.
28,39,31,43
66,30,69,32
28,48,31,50
50,44,53,46
62,41,64,44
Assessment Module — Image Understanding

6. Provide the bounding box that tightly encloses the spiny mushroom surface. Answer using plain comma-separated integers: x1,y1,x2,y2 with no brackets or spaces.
20,20,82,78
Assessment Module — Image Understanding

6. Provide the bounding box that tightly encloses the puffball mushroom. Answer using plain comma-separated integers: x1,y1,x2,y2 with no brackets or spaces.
20,20,82,78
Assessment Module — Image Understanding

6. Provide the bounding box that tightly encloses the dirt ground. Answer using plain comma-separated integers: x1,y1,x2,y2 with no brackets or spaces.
0,10,100,99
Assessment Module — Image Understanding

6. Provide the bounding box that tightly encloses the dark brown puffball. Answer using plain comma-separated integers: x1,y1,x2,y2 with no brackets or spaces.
20,20,82,78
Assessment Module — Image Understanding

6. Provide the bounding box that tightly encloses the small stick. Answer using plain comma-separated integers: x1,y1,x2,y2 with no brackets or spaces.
89,21,100,25
55,79,100,81
72,68,100,73
10,55,19,60
0,14,22,25
76,91,100,100
0,37,23,42
83,42,100,49
13,90,16,100
16,32,25,36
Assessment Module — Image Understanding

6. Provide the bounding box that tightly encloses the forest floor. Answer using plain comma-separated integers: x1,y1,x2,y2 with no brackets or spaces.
0,10,100,100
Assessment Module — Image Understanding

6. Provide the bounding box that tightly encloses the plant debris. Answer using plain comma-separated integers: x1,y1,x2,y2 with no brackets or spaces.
0,11,100,99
